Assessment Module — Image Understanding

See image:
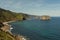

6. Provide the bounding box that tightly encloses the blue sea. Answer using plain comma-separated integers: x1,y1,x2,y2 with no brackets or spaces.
10,17,60,40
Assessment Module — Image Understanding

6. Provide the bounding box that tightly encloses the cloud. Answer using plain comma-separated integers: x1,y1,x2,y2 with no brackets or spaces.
0,0,60,16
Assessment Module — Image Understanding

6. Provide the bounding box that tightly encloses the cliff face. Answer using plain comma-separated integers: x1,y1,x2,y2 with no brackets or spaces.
0,29,15,40
40,15,50,20
0,8,30,40
0,29,28,40
0,8,29,22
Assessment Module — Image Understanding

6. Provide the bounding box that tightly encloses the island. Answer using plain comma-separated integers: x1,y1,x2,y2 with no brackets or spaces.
40,15,51,20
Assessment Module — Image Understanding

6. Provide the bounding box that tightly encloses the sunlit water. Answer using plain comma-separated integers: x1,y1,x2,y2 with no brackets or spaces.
10,17,60,40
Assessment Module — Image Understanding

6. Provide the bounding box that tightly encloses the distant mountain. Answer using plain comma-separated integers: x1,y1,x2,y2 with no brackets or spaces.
0,8,29,22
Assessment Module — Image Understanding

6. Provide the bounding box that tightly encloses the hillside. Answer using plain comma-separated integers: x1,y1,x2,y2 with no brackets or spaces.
0,29,15,40
0,8,30,40
0,8,29,22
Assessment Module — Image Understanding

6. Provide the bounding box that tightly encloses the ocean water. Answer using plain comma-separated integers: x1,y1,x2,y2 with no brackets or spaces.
10,17,60,40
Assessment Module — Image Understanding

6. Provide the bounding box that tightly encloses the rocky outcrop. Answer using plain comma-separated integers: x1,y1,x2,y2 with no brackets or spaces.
0,22,28,40
40,15,51,20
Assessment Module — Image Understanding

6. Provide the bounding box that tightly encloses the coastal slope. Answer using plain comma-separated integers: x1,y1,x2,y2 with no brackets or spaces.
0,8,29,22
0,29,15,40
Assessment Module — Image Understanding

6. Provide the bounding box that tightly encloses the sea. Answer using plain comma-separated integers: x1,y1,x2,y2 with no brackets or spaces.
10,17,60,40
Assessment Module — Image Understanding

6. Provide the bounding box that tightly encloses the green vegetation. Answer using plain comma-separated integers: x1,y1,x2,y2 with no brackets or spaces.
0,29,15,40
0,8,30,40
0,8,29,22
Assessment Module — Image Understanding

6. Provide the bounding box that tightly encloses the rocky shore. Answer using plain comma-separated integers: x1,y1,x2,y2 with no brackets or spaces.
0,21,28,40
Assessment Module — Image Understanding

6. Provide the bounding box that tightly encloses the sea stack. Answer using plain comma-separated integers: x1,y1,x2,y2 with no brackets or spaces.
40,15,50,20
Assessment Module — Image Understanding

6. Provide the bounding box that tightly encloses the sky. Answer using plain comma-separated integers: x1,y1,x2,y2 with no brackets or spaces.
0,0,60,16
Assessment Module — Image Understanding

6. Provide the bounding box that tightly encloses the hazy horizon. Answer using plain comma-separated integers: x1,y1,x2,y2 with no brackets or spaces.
0,0,60,16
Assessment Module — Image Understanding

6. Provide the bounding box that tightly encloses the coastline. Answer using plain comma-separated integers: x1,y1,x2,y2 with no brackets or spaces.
3,20,15,23
2,21,28,40
3,21,15,32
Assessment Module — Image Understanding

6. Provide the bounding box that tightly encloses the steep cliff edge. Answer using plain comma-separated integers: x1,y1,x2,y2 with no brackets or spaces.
0,29,15,40
40,15,51,20
0,8,29,22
